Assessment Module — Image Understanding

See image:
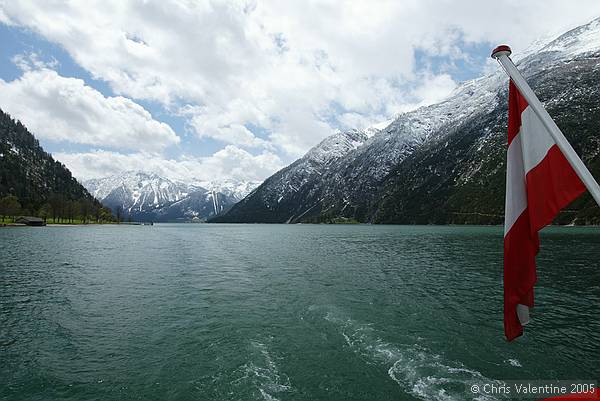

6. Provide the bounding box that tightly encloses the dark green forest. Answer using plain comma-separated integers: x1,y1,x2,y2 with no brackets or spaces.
0,108,114,223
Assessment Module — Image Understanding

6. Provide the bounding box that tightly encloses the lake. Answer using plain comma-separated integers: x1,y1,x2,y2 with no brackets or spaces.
1,224,599,401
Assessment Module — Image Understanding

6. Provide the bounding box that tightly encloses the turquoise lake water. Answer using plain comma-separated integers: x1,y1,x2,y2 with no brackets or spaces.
1,224,599,400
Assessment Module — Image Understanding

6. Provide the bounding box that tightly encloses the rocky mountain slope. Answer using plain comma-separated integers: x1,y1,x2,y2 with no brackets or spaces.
212,128,374,223
197,179,262,202
213,18,600,225
84,172,249,222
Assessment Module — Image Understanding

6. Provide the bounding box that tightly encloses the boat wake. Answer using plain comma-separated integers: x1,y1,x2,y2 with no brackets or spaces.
229,340,293,401
322,310,506,401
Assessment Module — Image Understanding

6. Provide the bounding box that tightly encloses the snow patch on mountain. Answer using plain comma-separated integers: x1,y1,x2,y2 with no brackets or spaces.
305,128,372,164
85,171,194,209
84,171,253,221
198,179,261,201
540,17,600,57
214,16,600,224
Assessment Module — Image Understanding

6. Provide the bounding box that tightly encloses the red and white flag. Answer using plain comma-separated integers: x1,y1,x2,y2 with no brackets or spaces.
503,80,586,341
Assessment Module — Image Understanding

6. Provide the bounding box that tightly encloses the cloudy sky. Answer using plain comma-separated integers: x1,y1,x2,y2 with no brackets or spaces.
0,1,599,184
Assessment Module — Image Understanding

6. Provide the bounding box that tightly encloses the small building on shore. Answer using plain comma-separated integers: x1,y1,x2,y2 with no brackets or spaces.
15,216,46,226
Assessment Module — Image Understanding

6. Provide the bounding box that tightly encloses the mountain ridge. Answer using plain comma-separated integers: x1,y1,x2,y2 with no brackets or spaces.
212,17,600,225
84,171,259,222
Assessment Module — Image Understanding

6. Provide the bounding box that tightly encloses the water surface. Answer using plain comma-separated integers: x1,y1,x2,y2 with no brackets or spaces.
1,224,599,400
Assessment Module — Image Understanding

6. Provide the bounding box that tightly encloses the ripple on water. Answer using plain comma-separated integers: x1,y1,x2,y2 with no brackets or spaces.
2,224,599,401
238,340,293,401
323,310,507,401
505,359,522,368
196,339,293,401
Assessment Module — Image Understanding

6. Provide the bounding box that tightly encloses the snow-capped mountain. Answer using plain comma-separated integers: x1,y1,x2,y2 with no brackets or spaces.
213,17,600,224
198,179,261,201
85,171,198,211
84,171,241,222
210,128,374,223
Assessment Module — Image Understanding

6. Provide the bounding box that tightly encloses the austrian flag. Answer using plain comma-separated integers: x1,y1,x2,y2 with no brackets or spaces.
493,45,600,341
503,80,586,341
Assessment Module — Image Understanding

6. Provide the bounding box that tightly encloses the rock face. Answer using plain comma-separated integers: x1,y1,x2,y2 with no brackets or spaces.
84,172,245,222
213,18,600,225
212,128,374,223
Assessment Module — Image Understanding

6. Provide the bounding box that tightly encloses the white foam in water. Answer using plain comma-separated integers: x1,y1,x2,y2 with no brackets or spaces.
259,388,280,401
241,340,293,401
209,339,293,401
506,359,522,368
324,312,506,401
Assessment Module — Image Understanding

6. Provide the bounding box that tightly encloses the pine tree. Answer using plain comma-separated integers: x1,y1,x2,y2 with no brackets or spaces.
38,203,51,223
0,195,21,221
1,108,113,222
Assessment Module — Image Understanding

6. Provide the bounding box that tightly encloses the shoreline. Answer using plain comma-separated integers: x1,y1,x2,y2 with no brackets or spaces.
2,222,599,228
0,222,134,227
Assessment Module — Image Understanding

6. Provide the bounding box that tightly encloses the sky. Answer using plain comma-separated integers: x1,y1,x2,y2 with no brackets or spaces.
0,1,599,184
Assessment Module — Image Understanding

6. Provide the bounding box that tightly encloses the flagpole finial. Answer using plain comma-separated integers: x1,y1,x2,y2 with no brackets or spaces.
491,45,512,59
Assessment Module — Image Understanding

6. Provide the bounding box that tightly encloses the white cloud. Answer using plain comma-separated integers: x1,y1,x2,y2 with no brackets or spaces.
412,74,457,106
11,52,58,71
53,146,284,183
394,73,460,113
0,7,9,24
0,67,179,152
182,104,270,148
7,0,596,158
1,0,599,180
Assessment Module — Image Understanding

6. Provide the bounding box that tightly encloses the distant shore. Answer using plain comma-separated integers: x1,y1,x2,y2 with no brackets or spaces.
3,221,599,228
0,221,151,227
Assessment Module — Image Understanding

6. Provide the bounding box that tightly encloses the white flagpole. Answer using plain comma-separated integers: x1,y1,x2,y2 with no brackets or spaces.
491,45,600,208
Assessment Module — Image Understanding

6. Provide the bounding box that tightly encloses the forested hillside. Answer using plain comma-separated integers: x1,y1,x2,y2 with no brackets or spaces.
0,108,113,222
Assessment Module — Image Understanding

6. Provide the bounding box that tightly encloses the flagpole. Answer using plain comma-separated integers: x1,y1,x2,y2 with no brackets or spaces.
491,45,600,208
